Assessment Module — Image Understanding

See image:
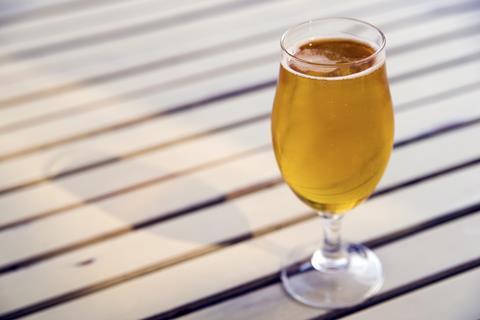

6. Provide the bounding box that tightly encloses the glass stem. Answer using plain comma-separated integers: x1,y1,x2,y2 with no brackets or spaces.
311,213,349,271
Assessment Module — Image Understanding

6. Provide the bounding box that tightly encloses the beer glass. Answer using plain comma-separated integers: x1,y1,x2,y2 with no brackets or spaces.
271,18,394,308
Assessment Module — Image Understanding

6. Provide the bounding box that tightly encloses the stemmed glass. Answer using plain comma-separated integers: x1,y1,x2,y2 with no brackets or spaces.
271,17,394,308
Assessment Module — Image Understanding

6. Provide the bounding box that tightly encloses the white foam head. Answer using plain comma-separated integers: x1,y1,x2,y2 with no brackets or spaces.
281,37,385,81
280,18,387,81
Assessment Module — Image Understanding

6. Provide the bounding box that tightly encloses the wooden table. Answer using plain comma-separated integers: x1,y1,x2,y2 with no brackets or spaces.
0,0,479,319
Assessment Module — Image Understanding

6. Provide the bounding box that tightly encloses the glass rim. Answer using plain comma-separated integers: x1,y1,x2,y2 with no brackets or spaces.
280,17,386,67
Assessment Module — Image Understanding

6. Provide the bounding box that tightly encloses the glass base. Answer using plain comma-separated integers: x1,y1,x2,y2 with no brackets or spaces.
281,242,383,309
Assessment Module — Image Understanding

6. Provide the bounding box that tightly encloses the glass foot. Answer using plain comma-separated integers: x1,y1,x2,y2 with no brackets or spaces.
281,242,383,309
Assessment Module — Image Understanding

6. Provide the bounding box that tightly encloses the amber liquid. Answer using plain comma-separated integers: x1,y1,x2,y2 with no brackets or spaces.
272,39,394,213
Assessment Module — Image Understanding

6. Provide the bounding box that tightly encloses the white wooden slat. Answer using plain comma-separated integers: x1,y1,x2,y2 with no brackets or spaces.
344,268,480,320
0,116,272,230
391,59,480,107
0,0,216,46
0,0,103,18
0,41,277,139
0,1,148,34
388,32,480,76
1,55,479,230
0,83,275,192
0,0,465,126
0,38,277,131
1,115,479,314
16,165,480,320
0,149,277,241
181,211,480,320
0,117,271,228
2,7,480,157
93,0,476,99
394,90,480,138
381,7,480,47
45,10,480,102
0,0,317,78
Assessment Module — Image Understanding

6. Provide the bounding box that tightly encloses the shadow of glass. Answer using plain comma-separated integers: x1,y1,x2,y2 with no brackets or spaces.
44,148,253,246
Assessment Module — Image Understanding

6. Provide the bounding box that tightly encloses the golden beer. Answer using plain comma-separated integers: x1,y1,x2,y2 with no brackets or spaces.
272,39,394,213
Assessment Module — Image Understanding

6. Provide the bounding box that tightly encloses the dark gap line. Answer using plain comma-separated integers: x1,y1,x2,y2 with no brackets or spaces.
395,80,480,113
149,272,282,320
312,256,480,320
0,0,277,65
0,112,272,197
387,22,480,56
133,176,284,230
378,0,480,33
2,43,480,166
364,197,480,250
371,157,480,200
0,176,284,275
0,143,273,232
0,53,278,134
0,211,315,320
145,202,480,320
389,50,480,84
1,153,479,320
4,19,480,135
0,0,132,27
392,117,480,149
0,28,282,110
0,0,473,110
0,81,276,163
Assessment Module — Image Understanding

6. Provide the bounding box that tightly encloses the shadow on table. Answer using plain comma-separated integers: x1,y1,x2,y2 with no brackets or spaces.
43,148,255,247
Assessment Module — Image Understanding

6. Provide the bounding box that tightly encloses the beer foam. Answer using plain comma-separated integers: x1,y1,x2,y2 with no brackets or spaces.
281,37,385,81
